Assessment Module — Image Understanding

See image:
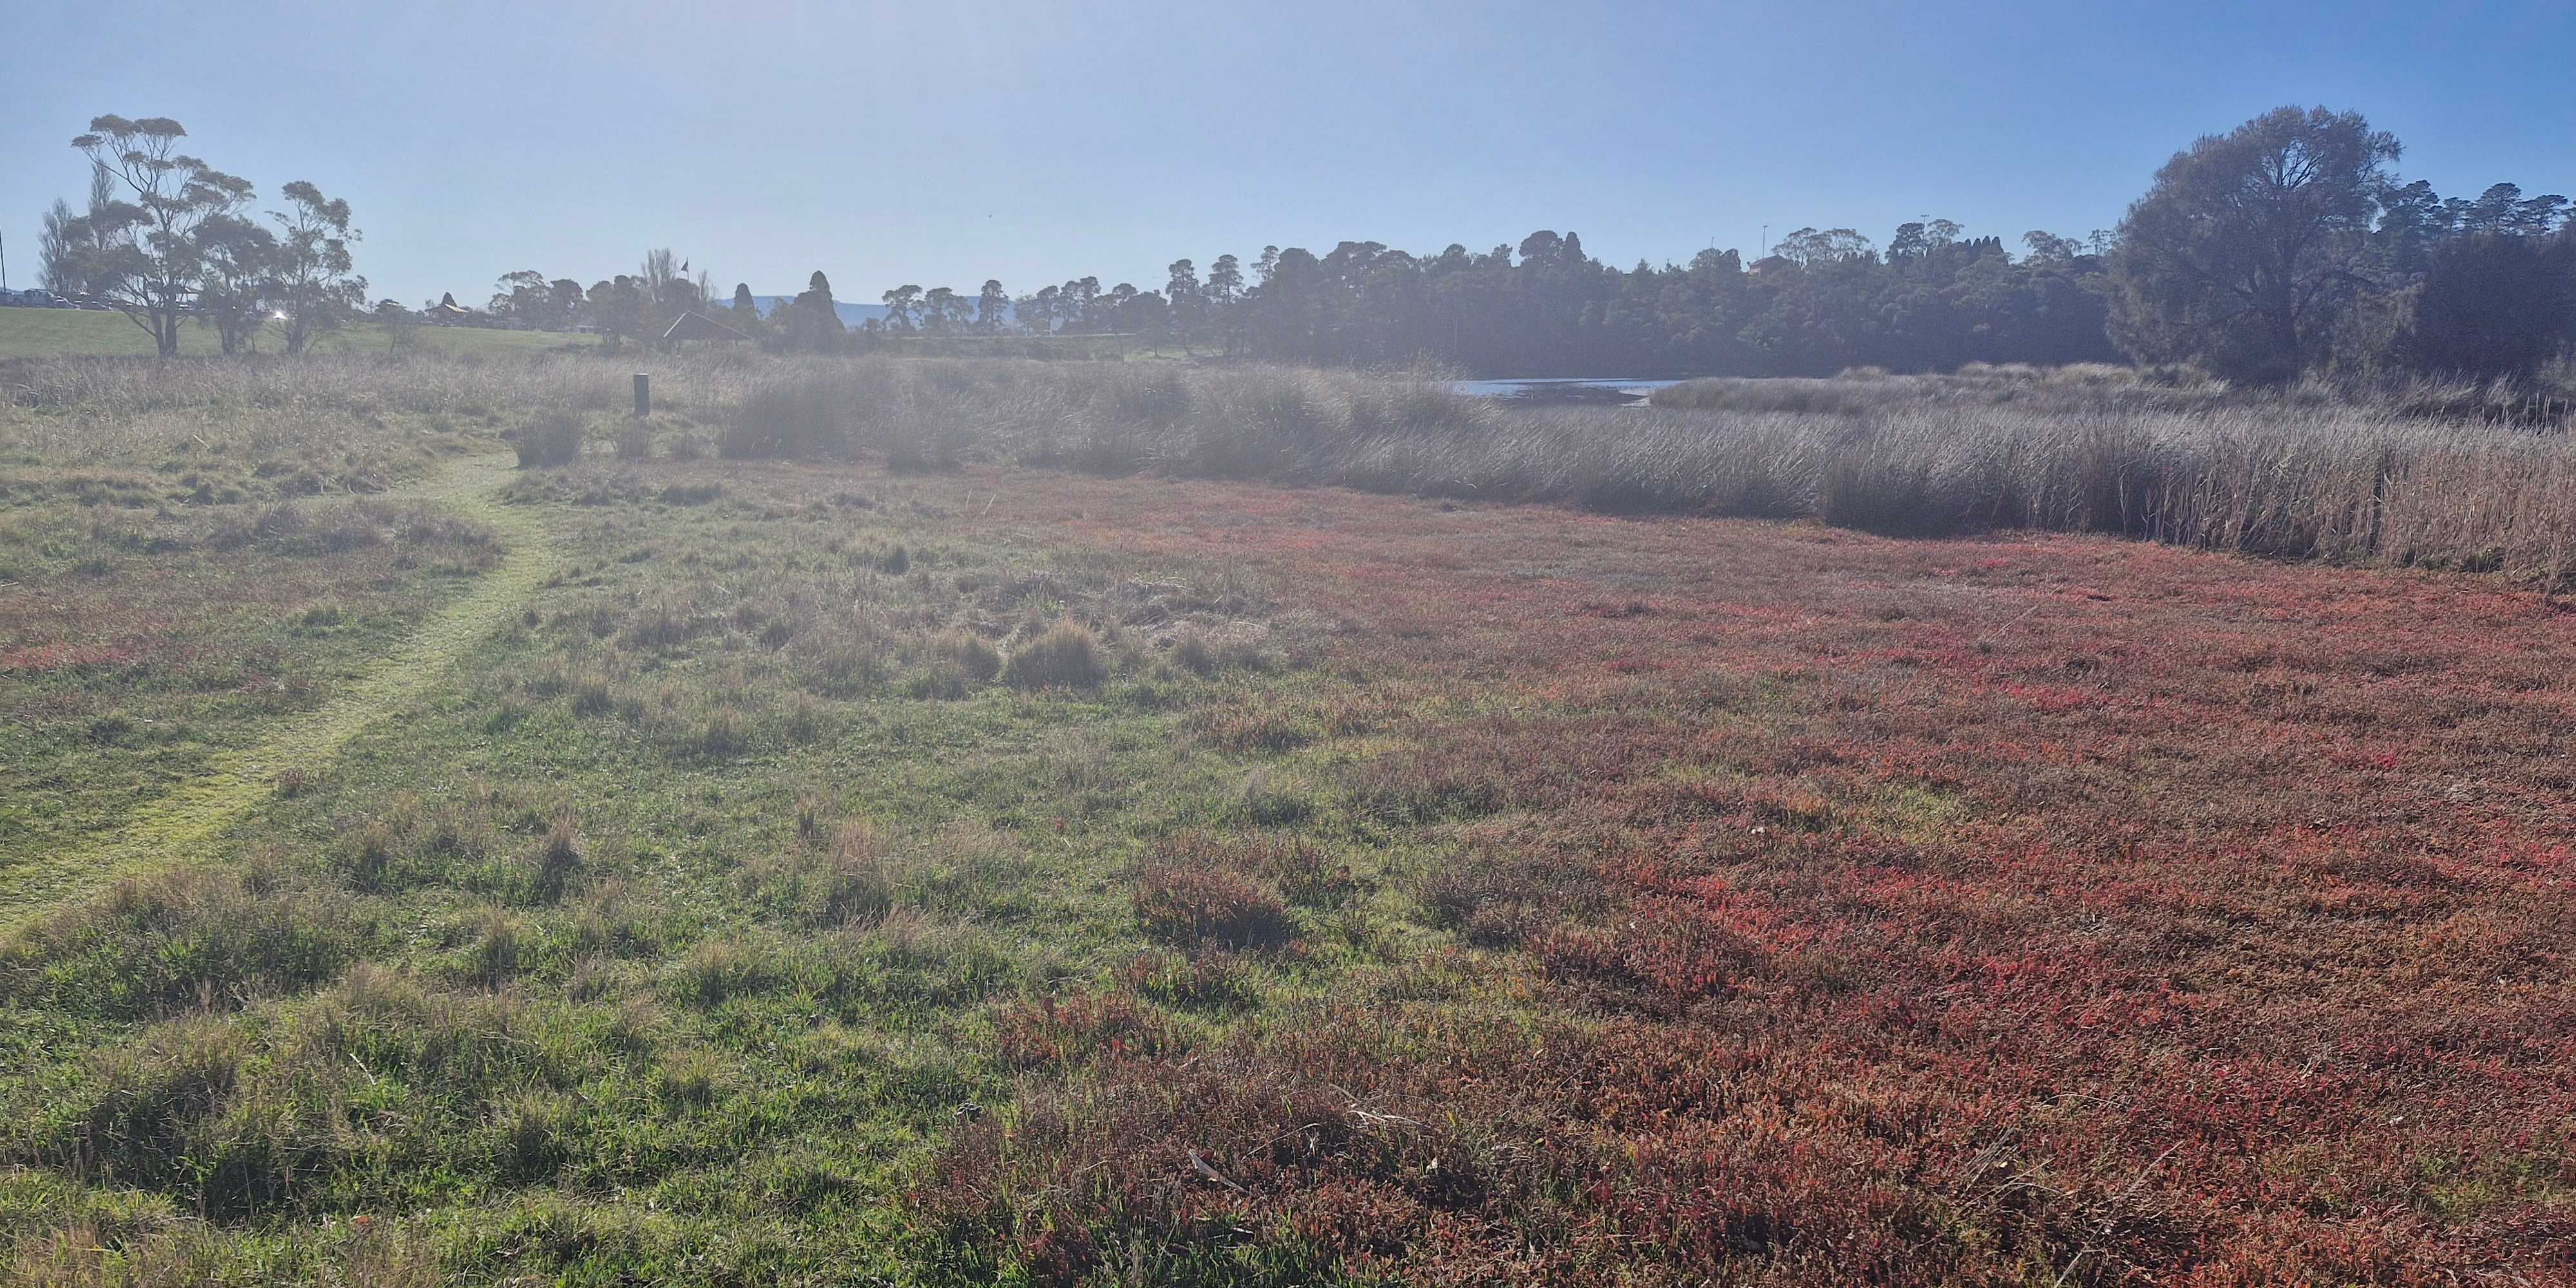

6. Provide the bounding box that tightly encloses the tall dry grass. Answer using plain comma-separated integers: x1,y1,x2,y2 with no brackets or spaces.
717,357,2576,582
0,351,752,466
9,348,2576,583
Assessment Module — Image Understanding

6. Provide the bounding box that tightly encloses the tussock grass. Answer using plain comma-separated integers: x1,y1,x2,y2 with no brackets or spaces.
1002,623,1109,690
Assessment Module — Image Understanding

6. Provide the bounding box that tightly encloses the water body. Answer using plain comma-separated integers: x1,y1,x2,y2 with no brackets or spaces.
1452,377,1684,406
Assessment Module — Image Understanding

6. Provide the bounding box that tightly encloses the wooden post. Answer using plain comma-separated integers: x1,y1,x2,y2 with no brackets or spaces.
632,372,650,419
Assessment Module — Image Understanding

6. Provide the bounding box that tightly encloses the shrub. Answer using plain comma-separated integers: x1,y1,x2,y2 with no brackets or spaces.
513,411,585,468
1002,623,1108,690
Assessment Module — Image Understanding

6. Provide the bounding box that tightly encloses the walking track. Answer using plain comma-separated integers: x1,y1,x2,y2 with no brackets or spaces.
0,453,552,932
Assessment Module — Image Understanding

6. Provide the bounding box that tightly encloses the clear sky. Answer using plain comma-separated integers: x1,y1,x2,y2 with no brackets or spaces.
6,0,2570,305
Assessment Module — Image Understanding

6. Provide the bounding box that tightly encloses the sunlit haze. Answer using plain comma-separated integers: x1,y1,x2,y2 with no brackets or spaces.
7,0,2570,302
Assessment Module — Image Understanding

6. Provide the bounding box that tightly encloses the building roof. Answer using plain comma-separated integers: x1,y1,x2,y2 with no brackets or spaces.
662,310,753,343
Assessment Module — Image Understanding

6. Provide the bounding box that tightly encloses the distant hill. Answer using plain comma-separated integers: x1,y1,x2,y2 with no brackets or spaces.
739,296,889,327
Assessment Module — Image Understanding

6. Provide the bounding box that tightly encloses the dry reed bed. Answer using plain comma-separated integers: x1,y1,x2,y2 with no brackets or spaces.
8,351,2576,582
721,358,2576,582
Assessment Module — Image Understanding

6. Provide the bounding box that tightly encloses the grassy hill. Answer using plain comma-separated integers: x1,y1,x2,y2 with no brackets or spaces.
0,307,591,359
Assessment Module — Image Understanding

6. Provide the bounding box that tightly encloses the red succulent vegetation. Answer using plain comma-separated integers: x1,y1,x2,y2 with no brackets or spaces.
871,466,2576,1282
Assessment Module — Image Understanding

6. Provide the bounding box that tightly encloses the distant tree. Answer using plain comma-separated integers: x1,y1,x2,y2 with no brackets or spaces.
1771,227,1875,267
2020,231,2085,264
262,181,362,354
2459,183,2527,236
37,199,80,294
492,270,551,319
191,214,278,353
63,115,255,355
1133,289,1173,353
1206,254,1243,306
38,167,116,296
2108,106,2400,383
882,284,922,332
976,279,1010,332
1165,259,1202,347
374,298,417,349
2403,232,2576,380
1021,285,1060,333
779,270,842,352
2371,179,2449,278
1206,254,1245,352
585,276,645,350
1059,277,1100,331
922,286,965,333
732,281,757,317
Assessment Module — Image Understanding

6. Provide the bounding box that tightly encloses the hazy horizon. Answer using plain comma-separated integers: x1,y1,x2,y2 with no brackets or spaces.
6,0,2571,305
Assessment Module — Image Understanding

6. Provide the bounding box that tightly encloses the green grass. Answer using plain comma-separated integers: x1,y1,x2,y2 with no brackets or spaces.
0,307,589,359
0,437,1383,1283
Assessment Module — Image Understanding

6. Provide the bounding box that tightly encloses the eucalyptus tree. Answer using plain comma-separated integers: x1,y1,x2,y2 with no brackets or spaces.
921,286,961,332
67,115,254,355
268,181,365,354
881,285,922,332
191,213,278,353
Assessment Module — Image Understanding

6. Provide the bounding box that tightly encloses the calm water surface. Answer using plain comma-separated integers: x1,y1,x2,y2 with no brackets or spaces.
1452,377,1684,404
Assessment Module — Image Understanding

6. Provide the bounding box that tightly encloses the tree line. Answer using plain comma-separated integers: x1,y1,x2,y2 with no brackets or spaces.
706,107,2572,386
35,107,2575,384
39,117,366,355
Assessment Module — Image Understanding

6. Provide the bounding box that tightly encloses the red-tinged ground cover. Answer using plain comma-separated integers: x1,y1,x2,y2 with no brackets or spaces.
904,468,2576,1285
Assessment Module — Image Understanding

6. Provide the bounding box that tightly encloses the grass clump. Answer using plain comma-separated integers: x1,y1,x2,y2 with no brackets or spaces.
1001,623,1108,690
933,629,1002,682
1130,866,1296,952
0,869,360,1019
511,411,587,469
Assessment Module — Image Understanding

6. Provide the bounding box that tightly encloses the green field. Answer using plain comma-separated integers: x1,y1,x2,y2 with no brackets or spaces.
0,307,591,359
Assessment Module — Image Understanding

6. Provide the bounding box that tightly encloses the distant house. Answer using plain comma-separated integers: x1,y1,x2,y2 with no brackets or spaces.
661,310,753,345
424,292,471,325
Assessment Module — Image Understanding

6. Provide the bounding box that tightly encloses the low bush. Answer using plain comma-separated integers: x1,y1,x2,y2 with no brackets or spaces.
512,411,586,468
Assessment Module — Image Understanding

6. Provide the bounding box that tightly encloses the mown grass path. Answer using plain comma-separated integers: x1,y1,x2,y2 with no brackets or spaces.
0,453,551,930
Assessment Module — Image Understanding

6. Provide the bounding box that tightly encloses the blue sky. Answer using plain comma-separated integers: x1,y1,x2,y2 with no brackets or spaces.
6,0,2570,305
